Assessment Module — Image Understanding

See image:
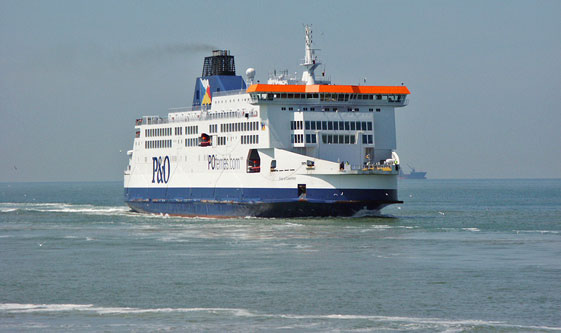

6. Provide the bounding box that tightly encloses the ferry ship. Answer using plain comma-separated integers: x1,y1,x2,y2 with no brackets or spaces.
399,165,427,180
124,26,410,217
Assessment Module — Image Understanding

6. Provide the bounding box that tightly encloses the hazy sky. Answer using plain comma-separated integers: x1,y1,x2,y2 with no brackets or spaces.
1,0,560,181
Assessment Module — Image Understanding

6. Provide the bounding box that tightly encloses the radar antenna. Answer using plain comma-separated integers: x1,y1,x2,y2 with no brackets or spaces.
301,25,320,85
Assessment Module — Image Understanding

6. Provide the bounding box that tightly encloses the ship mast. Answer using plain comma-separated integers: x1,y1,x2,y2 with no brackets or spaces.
301,25,320,85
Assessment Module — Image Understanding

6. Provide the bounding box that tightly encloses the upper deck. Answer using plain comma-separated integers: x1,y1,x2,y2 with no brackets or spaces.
246,84,409,106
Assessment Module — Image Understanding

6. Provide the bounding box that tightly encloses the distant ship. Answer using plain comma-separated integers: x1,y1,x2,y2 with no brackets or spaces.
399,165,427,179
124,26,411,217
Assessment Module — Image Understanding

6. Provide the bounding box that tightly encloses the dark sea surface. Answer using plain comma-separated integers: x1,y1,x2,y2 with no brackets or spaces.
1,179,560,332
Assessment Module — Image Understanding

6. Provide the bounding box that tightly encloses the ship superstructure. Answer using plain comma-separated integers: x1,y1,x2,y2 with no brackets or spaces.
124,26,410,217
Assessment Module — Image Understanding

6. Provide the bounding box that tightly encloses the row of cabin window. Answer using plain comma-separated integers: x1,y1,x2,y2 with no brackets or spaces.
186,125,198,135
256,93,404,102
305,121,373,131
209,124,218,133
145,140,172,149
185,138,199,147
145,128,172,137
221,121,259,133
217,137,227,145
291,134,304,144
241,135,259,145
362,134,374,144
174,127,183,135
292,133,357,144
290,121,303,130
282,106,380,112
321,134,356,145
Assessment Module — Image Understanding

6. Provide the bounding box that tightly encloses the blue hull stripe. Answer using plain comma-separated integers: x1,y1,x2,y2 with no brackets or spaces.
125,187,397,203
124,187,400,217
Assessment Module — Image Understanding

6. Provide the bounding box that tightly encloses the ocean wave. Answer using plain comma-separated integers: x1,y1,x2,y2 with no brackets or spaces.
1,304,559,331
514,230,560,234
0,202,131,216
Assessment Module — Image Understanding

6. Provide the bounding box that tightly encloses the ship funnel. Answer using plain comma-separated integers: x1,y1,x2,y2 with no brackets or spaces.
202,50,236,76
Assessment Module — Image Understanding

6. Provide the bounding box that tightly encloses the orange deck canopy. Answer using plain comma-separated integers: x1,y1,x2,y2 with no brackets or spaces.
246,84,410,95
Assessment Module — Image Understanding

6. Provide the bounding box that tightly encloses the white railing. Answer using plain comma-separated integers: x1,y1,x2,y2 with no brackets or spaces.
212,89,248,97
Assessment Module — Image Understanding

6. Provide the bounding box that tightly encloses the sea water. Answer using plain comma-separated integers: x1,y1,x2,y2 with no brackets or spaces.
0,179,560,332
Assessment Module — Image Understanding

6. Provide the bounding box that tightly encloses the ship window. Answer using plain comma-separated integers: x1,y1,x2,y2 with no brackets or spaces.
368,122,372,131
333,122,339,130
368,135,373,144
376,95,382,100
316,121,321,130
288,107,293,111
328,121,333,130
356,121,361,130
333,135,339,144
350,122,356,131
306,134,310,143
281,93,287,98
310,121,316,130
305,121,310,130
311,134,317,143
322,121,327,130
355,108,360,112
362,134,368,144
376,108,381,112
350,135,356,144
369,108,374,112
310,107,315,111
361,122,367,130
327,135,333,144
270,159,276,171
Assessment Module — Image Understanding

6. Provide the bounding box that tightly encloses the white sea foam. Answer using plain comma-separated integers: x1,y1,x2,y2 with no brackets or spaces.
461,228,480,232
3,303,560,331
515,230,560,234
0,202,130,216
1,304,560,331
